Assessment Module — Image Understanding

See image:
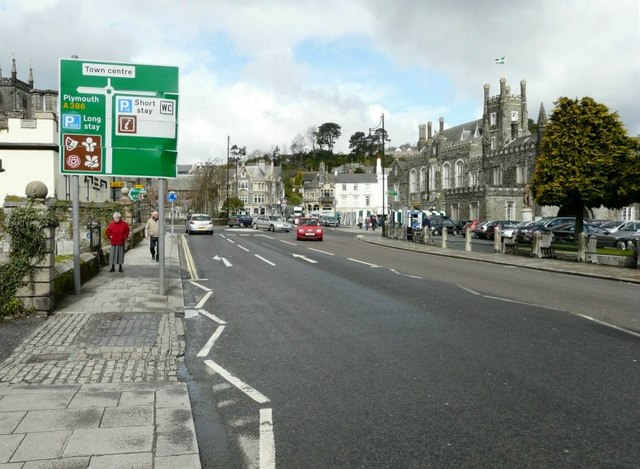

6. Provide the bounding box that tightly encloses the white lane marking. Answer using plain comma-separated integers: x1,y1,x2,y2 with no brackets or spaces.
256,234,274,239
204,359,270,404
199,309,227,324
190,281,212,292
195,291,212,309
458,285,481,296
403,274,423,279
574,313,640,338
184,308,199,319
308,248,334,256
280,240,297,246
292,253,318,264
238,245,250,252
226,237,236,244
197,325,226,357
348,258,381,268
255,254,276,266
213,255,233,267
389,268,401,275
259,408,276,469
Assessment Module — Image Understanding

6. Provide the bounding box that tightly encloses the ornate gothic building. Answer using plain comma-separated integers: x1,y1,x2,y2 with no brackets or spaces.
388,78,548,221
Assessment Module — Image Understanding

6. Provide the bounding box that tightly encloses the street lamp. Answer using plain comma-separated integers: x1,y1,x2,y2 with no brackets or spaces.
226,135,230,219
369,113,387,236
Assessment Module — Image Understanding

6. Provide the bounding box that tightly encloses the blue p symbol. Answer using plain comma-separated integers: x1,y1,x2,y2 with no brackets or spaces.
62,114,81,129
118,99,132,113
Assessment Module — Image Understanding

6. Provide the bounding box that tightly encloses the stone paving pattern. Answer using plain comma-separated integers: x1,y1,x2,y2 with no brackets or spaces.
0,234,201,468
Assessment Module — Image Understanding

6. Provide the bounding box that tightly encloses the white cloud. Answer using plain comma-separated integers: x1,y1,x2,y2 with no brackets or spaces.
2,0,638,167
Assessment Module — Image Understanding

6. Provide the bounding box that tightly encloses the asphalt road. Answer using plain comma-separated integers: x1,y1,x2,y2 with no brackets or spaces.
181,227,640,468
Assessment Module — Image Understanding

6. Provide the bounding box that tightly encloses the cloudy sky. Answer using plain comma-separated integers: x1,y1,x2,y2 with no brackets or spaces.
2,0,639,165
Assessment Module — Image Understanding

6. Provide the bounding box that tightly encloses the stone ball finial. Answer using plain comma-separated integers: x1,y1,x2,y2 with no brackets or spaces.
25,181,48,199
121,186,130,196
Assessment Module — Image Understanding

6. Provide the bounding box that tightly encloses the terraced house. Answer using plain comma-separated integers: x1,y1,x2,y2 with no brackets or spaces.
388,78,546,222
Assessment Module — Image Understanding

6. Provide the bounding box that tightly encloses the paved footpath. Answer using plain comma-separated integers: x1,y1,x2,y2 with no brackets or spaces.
0,234,200,469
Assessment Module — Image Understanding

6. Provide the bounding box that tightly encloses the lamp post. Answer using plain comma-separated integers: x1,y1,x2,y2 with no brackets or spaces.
369,113,387,236
226,135,230,219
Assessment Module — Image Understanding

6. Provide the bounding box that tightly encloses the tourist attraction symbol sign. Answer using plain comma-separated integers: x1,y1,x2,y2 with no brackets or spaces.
59,59,179,178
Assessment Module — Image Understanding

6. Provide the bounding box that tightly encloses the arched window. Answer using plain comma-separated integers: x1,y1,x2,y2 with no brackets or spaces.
455,160,464,188
409,169,418,193
420,167,427,191
429,166,437,190
442,163,451,189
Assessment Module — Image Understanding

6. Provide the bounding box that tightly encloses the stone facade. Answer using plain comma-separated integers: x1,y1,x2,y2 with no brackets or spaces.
388,78,539,222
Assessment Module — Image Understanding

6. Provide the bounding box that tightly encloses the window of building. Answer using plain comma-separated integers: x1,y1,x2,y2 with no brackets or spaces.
490,112,497,126
449,204,459,221
516,164,528,184
409,169,418,192
468,171,478,187
493,166,502,186
455,160,464,188
491,137,496,150
353,184,358,191
511,110,518,122
420,167,427,192
506,201,515,220
442,163,451,189
429,166,437,190
253,194,266,204
622,206,635,220
342,184,347,191
469,202,479,221
365,196,370,206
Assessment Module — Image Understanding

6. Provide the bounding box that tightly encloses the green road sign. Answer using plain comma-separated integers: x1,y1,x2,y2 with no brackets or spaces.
128,188,141,201
59,59,179,178
388,190,398,196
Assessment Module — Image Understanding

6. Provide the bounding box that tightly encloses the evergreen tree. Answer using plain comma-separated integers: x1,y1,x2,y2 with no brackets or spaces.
531,96,638,234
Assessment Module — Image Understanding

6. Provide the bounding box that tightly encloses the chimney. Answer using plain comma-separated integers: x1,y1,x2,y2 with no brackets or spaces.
427,121,432,140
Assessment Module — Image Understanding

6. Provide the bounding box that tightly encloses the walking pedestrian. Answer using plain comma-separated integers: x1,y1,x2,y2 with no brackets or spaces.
145,210,160,261
105,212,130,273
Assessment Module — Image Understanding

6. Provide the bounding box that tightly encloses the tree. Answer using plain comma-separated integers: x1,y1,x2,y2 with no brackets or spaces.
530,96,638,234
348,131,370,158
314,122,341,153
190,161,225,216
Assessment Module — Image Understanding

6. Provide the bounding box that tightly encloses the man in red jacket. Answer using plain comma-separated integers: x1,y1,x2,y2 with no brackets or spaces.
105,212,131,272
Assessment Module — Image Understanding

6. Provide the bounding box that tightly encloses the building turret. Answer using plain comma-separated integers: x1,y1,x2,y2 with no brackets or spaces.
28,62,34,89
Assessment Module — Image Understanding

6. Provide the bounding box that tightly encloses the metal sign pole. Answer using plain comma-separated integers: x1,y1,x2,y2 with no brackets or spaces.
158,178,166,296
72,175,81,294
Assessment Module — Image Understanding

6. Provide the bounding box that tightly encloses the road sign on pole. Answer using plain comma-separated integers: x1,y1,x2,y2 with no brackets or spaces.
167,191,177,203
59,58,179,178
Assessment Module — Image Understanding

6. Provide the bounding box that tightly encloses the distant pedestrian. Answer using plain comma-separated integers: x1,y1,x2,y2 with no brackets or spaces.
106,212,130,273
145,210,160,261
370,215,377,231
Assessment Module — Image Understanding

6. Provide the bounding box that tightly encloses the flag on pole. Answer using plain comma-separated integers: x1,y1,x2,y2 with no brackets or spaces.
494,56,506,64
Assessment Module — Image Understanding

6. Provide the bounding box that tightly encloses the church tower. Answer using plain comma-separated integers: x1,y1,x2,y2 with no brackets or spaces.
482,78,531,149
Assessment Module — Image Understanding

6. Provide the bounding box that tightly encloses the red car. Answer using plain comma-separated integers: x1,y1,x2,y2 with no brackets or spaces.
296,218,323,241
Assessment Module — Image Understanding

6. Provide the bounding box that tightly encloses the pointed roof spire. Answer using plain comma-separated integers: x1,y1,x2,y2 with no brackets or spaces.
28,60,34,88
537,102,547,126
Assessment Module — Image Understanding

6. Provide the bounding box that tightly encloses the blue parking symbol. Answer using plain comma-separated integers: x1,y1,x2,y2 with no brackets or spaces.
118,98,133,113
62,114,81,129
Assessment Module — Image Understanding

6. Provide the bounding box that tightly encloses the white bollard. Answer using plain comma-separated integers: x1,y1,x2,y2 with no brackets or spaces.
465,228,472,251
441,227,448,249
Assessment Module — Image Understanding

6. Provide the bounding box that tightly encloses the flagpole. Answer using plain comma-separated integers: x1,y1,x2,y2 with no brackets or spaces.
504,56,507,81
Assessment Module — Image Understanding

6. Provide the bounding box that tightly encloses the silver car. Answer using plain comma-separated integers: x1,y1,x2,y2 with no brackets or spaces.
253,215,291,232
185,213,214,235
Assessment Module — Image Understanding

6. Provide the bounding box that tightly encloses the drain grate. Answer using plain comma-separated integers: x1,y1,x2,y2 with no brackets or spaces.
75,312,160,348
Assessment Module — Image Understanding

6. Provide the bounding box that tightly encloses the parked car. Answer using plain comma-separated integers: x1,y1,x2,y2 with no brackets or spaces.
228,214,253,228
320,216,339,227
545,222,616,248
613,231,640,250
461,220,481,234
253,215,292,232
604,220,640,235
599,220,627,234
488,220,521,240
515,217,576,244
501,221,534,239
185,213,214,235
296,217,323,241
430,217,457,236
474,220,516,240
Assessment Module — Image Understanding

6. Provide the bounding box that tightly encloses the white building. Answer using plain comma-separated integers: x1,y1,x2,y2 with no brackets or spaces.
334,158,388,226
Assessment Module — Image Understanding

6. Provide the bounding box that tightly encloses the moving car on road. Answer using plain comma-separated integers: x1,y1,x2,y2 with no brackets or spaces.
253,215,292,232
228,214,253,228
296,217,323,241
185,213,214,235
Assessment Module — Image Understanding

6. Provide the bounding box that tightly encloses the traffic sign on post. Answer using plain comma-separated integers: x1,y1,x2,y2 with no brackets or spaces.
167,191,178,203
59,59,179,178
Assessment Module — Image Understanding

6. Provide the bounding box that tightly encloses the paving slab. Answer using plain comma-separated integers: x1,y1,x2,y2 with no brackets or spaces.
155,453,202,468
0,413,25,434
62,426,153,457
0,392,75,412
88,452,152,469
22,457,90,469
11,430,70,462
15,408,103,433
155,407,199,457
101,405,153,428
0,434,24,463
67,390,120,408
